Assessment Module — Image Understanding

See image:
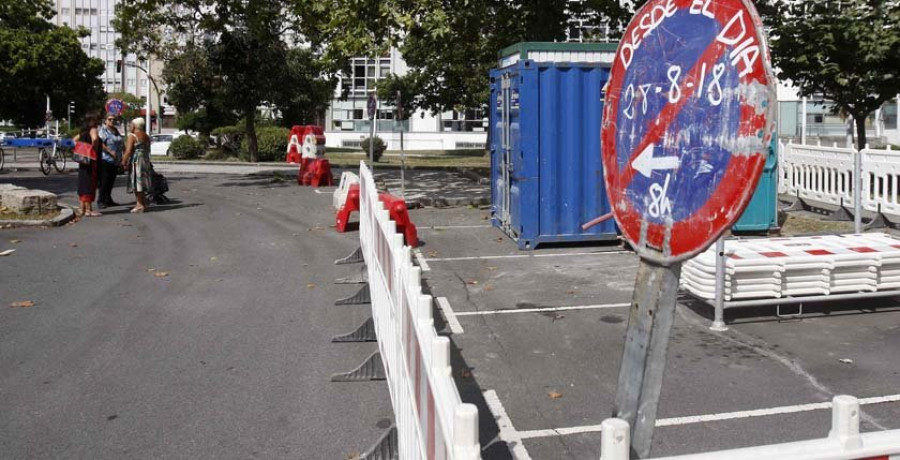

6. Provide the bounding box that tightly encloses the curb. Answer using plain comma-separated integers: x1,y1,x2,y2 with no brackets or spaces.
0,204,75,228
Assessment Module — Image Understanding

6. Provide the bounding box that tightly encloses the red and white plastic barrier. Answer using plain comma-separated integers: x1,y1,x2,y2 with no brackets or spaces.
334,171,360,210
600,395,900,460
358,161,480,459
287,125,334,186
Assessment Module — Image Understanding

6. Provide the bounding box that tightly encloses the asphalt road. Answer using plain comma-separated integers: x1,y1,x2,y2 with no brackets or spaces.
0,171,392,459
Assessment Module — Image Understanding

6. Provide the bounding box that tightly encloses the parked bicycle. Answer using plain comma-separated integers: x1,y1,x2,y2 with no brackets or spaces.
37,132,69,176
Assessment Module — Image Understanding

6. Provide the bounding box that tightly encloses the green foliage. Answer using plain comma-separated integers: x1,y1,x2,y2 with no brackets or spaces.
376,74,421,121
176,108,237,136
361,136,386,162
211,124,245,155
0,0,105,128
240,126,289,162
770,0,900,150
169,135,206,159
116,0,335,161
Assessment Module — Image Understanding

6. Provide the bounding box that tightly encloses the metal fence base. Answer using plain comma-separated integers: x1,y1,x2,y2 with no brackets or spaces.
361,424,398,460
335,246,364,265
331,317,377,342
336,264,368,284
331,351,386,382
782,196,808,212
865,212,891,231
335,284,371,305
824,205,854,222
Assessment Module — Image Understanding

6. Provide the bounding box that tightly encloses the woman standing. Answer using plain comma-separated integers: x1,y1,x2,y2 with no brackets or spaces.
97,115,124,208
75,112,102,217
122,118,152,213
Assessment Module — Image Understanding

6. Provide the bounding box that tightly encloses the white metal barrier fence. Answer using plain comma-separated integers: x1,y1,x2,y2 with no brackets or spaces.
779,141,900,220
600,395,900,460
359,162,481,459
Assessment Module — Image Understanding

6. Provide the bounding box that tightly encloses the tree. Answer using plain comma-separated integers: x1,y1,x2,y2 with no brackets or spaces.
273,48,337,127
770,0,900,150
375,73,421,123
115,0,335,161
0,0,105,128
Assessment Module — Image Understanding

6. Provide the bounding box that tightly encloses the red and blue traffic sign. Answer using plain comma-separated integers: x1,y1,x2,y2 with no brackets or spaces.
601,0,776,264
105,98,125,117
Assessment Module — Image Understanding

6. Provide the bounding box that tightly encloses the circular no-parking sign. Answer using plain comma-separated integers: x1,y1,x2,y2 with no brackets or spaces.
105,99,125,117
602,0,776,264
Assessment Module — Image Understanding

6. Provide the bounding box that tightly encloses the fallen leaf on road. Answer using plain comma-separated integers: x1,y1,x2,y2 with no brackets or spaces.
10,300,35,308
486,266,497,271
154,271,169,278
210,257,218,261
235,212,242,216
548,391,563,399
839,358,853,364
70,243,78,248
484,284,494,291
566,290,576,295
135,235,143,238
10,239,21,243
427,251,438,257
147,268,156,272
467,280,479,285
345,452,360,460
307,283,315,289
0,249,15,256
459,368,472,378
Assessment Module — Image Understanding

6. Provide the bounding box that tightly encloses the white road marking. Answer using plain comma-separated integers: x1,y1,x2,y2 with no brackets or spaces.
515,393,900,440
483,390,532,460
426,251,631,262
435,297,464,334
421,225,493,230
313,189,334,194
413,249,431,272
455,303,630,317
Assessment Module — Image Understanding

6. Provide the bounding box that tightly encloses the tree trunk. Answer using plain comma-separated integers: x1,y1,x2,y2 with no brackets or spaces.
855,114,867,152
245,111,258,163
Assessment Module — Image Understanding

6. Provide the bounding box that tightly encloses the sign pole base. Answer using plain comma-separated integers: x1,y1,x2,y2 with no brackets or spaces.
614,258,682,459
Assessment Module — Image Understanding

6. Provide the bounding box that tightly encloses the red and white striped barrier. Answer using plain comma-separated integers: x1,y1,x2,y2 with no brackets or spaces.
358,161,481,459
600,395,900,460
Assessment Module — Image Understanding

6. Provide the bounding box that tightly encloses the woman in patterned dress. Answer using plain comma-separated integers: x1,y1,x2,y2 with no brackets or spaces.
122,118,152,213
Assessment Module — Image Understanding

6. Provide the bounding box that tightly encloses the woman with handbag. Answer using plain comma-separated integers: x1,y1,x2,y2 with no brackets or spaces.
73,112,102,217
122,117,152,213
97,115,124,208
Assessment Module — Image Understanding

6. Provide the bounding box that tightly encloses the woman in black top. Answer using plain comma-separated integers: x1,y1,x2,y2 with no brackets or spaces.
75,112,102,217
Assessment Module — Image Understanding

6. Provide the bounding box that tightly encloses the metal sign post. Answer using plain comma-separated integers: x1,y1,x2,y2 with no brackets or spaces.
601,0,776,457
368,92,376,171
397,89,405,198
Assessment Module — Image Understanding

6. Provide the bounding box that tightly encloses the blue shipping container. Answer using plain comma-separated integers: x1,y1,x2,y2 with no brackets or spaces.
490,60,618,249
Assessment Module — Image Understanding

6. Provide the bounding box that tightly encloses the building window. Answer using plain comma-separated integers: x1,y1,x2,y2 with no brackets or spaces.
442,108,487,132
347,58,390,95
61,7,69,15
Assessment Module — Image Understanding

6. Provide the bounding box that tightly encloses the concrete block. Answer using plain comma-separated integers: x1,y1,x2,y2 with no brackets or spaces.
2,189,57,215
0,184,25,208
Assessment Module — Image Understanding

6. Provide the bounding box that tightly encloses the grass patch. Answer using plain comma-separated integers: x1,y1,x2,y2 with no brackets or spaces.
0,208,60,221
779,212,855,236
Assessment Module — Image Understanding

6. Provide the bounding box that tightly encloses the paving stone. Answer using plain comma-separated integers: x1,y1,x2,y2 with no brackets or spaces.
1,189,57,215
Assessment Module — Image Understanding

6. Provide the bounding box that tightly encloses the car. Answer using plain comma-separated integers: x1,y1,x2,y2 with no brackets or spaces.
150,134,174,156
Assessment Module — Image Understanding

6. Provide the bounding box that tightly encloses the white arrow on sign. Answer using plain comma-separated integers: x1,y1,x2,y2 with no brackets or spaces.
632,144,680,178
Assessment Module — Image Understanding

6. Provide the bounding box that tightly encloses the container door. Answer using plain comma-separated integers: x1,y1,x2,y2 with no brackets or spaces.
506,72,523,236
497,72,514,231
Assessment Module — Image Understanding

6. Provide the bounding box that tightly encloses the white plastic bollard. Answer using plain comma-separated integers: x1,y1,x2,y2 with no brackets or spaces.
452,404,481,460
599,418,630,460
828,395,862,450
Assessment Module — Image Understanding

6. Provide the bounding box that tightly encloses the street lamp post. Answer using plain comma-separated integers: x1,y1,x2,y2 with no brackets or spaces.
126,61,163,133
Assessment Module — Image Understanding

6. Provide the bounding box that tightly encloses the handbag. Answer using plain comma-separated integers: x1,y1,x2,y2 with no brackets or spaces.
73,141,96,165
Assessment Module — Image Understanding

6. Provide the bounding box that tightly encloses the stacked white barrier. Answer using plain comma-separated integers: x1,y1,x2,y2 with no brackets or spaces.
333,171,360,210
681,234,900,301
358,162,481,460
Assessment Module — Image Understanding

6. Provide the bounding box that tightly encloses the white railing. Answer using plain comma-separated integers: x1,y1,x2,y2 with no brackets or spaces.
779,141,900,219
599,396,900,460
359,161,481,460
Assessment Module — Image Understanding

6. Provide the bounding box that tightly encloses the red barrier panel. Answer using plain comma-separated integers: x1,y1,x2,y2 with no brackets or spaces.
335,184,418,248
287,125,325,164
297,158,334,187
